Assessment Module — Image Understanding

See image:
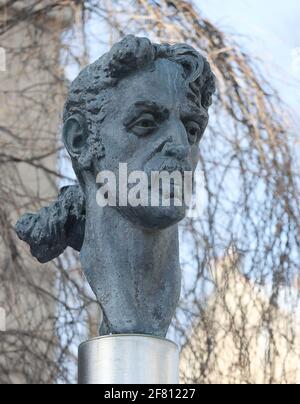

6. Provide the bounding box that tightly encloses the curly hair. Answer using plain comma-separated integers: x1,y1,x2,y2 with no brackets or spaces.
16,35,216,263
64,35,215,121
16,186,85,263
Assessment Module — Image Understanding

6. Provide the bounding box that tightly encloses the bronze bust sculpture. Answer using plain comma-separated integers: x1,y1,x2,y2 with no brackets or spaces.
16,35,215,337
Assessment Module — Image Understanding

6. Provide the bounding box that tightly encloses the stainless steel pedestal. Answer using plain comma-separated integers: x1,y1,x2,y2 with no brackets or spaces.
78,334,179,384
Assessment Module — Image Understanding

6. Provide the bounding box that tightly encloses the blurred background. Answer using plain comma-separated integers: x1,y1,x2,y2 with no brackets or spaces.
0,0,299,384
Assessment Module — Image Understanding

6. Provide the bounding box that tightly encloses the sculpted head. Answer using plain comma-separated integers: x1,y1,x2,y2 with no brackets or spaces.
16,35,215,263
63,35,215,230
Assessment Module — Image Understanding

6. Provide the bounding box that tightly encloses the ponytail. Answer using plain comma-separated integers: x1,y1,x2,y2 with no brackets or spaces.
15,185,85,263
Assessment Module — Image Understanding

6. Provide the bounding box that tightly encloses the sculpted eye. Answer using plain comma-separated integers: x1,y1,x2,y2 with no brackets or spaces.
185,121,202,145
129,113,158,136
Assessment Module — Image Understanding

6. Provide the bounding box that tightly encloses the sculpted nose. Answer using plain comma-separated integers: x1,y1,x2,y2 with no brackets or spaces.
162,142,189,161
162,117,190,160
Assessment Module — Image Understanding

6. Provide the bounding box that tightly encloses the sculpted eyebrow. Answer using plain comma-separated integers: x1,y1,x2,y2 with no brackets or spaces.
123,101,169,127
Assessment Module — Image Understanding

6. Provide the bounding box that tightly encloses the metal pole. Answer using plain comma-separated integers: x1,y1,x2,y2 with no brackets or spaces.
78,334,179,384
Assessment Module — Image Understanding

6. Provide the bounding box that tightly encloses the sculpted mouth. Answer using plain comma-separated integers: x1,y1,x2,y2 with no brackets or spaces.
143,142,192,202
159,160,190,174
144,137,192,174
145,158,191,203
145,158,192,175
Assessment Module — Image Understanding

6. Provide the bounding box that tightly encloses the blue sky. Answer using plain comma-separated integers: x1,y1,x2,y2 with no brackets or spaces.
199,0,300,116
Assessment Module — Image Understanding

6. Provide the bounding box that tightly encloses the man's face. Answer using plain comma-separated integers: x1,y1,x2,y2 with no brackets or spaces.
95,59,208,229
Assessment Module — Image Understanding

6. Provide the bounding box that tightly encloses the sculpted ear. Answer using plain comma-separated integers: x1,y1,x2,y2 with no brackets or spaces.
63,115,88,158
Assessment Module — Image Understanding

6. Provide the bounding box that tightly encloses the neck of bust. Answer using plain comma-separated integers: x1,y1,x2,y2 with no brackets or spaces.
80,184,181,336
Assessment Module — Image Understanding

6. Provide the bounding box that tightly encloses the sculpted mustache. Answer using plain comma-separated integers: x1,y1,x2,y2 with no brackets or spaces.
145,159,192,176
143,139,192,174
